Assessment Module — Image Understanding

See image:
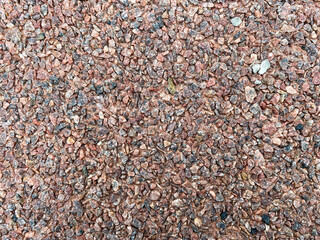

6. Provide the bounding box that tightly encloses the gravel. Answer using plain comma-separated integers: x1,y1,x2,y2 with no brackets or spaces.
1,0,320,239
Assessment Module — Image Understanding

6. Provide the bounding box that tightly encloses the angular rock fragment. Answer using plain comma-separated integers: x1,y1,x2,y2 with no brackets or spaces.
258,59,271,75
245,86,257,103
231,17,242,26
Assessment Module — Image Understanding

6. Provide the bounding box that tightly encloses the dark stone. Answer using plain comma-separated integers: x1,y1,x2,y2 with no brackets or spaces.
217,222,226,229
251,227,258,235
301,195,309,201
153,16,164,30
107,139,118,150
301,162,309,169
292,222,302,231
109,82,117,90
73,200,83,217
262,214,270,225
233,31,241,40
220,211,228,220
95,85,104,95
285,145,293,152
188,155,197,163
55,122,66,132
49,75,59,85
295,123,304,130
191,223,199,233
55,225,62,232
76,229,84,236
132,218,142,229
211,207,217,216
82,166,88,177
107,221,114,229
73,52,81,62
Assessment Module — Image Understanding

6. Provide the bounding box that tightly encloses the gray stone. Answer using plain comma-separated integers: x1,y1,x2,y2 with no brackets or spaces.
113,65,123,75
77,91,88,106
259,59,271,75
216,194,224,202
280,59,289,70
250,103,261,115
24,21,35,32
230,95,238,104
301,141,308,152
41,4,48,16
17,218,26,226
292,222,302,231
231,17,242,27
252,64,261,74
107,139,118,150
0,132,7,145
37,33,46,40
132,218,142,229
7,28,21,44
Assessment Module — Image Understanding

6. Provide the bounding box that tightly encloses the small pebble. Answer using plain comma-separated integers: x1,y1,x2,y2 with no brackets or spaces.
251,227,258,235
37,33,46,40
292,222,302,231
66,137,75,144
149,190,161,201
194,218,202,227
24,21,35,31
41,4,48,16
252,63,261,74
286,86,298,94
216,194,224,202
259,59,271,75
217,222,226,229
262,214,270,225
132,218,142,229
231,17,242,26
220,211,228,220
245,86,257,103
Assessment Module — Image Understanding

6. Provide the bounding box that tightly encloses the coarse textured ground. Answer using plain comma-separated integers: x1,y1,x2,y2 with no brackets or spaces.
1,0,320,239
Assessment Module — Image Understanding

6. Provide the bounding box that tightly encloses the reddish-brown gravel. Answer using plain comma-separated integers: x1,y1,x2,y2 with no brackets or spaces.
1,0,320,239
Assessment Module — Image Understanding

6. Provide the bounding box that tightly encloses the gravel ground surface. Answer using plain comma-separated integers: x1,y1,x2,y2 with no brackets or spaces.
1,0,320,239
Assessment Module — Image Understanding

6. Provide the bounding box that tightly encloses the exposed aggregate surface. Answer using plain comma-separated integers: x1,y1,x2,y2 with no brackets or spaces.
1,0,320,239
